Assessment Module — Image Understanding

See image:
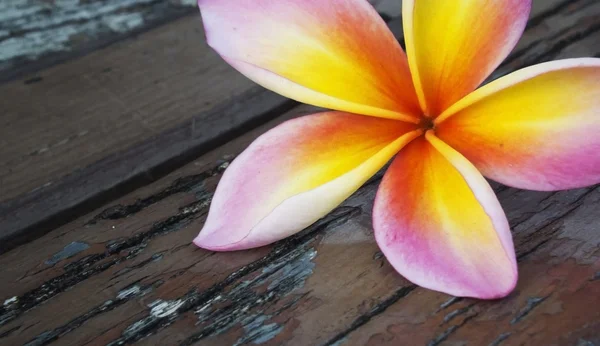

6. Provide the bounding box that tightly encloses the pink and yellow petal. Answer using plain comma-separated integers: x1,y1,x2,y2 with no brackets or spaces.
195,112,421,251
436,58,600,191
373,133,517,299
403,0,531,116
199,0,420,122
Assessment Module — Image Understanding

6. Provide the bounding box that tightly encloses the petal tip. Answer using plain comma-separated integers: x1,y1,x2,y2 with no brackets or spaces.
192,225,241,252
411,264,518,300
475,269,518,300
192,229,221,251
456,254,518,300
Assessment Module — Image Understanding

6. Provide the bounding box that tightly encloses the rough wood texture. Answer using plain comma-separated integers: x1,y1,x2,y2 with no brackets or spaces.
0,0,198,81
0,0,599,345
0,14,254,202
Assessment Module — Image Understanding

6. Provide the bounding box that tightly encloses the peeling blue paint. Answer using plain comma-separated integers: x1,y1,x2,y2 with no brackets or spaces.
45,241,89,265
234,315,283,346
264,248,317,291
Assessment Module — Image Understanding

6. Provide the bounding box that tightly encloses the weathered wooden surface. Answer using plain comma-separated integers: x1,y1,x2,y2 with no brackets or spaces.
0,0,599,345
0,0,199,81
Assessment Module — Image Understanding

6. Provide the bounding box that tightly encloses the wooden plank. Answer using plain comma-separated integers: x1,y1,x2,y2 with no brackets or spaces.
0,1,598,344
0,1,401,254
0,0,198,82
0,15,254,204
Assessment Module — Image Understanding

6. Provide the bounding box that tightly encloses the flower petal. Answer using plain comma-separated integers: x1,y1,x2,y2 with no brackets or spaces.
403,0,531,116
436,58,600,191
199,0,420,122
373,133,517,299
195,112,421,251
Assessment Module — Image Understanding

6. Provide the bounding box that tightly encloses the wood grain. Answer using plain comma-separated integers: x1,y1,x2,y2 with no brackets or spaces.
0,1,598,344
0,15,252,204
0,0,198,81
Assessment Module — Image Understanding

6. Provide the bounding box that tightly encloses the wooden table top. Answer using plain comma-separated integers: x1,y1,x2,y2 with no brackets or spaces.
0,0,599,345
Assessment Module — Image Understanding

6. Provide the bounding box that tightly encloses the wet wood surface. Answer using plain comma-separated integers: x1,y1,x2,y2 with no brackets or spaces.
0,0,599,345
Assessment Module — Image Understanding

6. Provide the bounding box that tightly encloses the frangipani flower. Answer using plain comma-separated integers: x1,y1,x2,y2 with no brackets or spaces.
193,0,600,299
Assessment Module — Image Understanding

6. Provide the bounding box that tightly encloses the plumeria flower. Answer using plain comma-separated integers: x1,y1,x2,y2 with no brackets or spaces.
193,0,600,299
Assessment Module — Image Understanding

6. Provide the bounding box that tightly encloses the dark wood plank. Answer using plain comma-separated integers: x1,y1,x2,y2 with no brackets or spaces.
0,0,198,82
0,0,598,345
0,14,255,204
